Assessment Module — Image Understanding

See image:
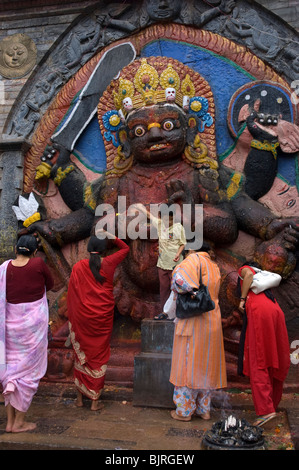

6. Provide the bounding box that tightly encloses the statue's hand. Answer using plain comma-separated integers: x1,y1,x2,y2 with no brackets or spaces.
23,220,59,246
35,162,52,180
39,142,71,173
219,0,236,14
96,14,107,26
197,168,223,205
255,228,298,278
101,13,112,27
166,179,193,206
35,144,58,180
266,218,299,251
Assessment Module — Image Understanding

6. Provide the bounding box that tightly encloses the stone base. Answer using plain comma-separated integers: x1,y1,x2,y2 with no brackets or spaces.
133,319,175,408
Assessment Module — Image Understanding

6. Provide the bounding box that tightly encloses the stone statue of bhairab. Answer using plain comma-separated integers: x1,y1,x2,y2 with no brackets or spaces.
22,57,299,320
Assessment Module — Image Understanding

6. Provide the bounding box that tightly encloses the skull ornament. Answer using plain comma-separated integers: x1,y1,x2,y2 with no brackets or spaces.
165,87,176,102
123,97,133,111
183,95,190,110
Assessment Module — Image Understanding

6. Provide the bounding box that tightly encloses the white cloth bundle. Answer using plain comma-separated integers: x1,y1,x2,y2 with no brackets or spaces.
250,267,282,294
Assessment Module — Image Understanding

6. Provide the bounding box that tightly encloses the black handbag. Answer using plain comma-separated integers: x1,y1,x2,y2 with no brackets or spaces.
176,267,215,319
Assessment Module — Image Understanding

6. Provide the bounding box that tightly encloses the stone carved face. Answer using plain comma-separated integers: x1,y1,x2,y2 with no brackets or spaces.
124,103,188,164
0,33,37,79
146,0,181,21
3,43,28,68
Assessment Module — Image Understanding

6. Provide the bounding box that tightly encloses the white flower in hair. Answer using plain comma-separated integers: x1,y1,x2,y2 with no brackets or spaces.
12,192,41,227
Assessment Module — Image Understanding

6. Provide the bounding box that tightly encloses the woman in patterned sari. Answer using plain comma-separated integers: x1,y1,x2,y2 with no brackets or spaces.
169,242,227,421
67,232,129,410
0,235,54,432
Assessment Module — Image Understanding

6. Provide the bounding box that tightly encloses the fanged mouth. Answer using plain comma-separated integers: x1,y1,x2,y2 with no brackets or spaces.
149,143,170,151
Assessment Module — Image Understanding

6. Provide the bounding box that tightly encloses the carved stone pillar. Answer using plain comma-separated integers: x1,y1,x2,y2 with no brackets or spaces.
0,139,30,262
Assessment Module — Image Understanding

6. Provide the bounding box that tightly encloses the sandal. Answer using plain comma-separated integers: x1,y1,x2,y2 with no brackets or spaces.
253,412,277,427
170,410,191,422
154,312,170,320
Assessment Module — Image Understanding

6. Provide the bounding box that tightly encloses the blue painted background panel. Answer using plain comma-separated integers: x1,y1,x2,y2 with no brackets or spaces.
74,116,106,174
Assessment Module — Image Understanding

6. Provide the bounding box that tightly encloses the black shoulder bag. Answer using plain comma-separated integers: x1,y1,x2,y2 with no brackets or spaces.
176,266,215,319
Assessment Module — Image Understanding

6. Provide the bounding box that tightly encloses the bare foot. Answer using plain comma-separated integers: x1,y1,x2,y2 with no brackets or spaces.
90,401,104,411
76,391,84,407
12,422,37,433
196,411,210,420
170,410,191,422
6,404,15,432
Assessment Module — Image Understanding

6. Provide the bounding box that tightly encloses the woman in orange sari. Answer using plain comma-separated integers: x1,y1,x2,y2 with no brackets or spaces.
67,232,129,410
169,243,227,421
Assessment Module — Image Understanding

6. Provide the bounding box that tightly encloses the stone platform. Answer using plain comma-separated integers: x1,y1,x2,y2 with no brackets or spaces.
133,319,175,408
0,384,297,451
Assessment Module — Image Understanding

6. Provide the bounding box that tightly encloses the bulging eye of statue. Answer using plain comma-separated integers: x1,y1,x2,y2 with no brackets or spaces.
134,125,146,137
287,199,296,208
162,120,174,131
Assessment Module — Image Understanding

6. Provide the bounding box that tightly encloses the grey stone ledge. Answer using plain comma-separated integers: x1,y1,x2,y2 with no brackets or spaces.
0,138,31,152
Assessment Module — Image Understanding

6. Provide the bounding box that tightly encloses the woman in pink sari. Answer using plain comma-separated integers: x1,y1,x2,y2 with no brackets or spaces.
0,235,53,432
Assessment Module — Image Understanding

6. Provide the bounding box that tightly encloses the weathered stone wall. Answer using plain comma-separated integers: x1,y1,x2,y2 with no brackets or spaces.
255,0,299,31
0,3,92,259
0,5,91,135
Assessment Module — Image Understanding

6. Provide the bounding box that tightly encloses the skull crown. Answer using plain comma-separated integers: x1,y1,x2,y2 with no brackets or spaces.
112,57,201,120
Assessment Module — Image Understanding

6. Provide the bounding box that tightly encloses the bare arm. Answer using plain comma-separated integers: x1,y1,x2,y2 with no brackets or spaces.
131,203,152,220
238,267,254,313
173,244,185,263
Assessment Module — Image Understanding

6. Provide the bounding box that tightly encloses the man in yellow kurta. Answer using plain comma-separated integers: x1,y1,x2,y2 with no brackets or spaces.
169,246,227,421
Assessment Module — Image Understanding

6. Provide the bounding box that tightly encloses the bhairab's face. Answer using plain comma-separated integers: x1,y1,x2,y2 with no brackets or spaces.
126,104,187,164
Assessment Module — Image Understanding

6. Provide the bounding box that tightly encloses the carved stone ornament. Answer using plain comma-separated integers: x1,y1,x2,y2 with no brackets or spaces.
0,33,37,79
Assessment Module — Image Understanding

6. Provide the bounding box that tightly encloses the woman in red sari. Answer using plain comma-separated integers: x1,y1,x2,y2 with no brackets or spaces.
238,263,290,426
67,232,129,410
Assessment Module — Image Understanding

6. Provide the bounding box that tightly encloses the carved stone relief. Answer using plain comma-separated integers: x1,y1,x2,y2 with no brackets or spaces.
3,0,298,143
0,33,37,79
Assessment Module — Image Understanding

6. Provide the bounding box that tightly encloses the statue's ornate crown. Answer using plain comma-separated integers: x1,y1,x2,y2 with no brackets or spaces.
97,57,217,176
113,58,201,118
99,57,214,133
